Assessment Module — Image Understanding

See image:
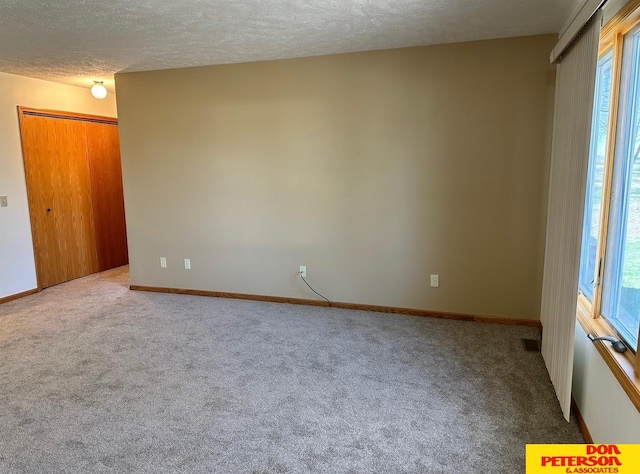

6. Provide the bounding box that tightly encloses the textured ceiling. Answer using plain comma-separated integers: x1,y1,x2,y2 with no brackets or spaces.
0,0,576,92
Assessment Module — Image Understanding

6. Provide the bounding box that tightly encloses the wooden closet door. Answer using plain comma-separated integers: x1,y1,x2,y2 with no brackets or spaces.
20,115,99,288
85,122,129,271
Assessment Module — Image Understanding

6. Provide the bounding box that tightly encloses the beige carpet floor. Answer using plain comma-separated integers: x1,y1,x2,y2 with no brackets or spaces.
0,266,584,473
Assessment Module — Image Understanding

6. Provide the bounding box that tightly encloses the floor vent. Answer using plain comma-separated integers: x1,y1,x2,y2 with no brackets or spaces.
521,338,541,352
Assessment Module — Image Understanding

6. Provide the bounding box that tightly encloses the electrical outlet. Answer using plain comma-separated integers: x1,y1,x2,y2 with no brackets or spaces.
160,257,167,268
430,274,439,288
299,266,307,277
0,195,7,207
184,258,191,270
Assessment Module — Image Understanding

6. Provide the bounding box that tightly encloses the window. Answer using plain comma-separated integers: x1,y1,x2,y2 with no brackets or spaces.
578,8,640,381
579,51,613,302
601,26,640,351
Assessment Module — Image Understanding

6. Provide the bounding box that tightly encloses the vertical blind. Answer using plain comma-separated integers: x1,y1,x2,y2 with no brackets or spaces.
540,11,602,421
551,0,607,63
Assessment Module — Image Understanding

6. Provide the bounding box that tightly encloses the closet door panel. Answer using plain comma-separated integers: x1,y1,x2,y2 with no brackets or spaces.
20,115,99,288
86,121,129,271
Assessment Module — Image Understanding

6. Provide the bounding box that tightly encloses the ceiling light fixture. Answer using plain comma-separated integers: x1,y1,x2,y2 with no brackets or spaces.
91,81,107,99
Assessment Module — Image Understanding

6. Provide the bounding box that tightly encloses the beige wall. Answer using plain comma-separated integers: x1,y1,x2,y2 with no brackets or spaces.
0,72,117,299
116,34,556,320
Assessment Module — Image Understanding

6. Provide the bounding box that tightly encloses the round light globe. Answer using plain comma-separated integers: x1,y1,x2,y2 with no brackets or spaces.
91,83,107,99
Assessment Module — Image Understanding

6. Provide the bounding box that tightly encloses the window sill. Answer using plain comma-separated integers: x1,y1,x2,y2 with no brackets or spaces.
576,307,640,412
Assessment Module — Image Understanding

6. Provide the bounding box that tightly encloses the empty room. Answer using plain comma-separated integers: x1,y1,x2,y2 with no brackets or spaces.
1,0,639,472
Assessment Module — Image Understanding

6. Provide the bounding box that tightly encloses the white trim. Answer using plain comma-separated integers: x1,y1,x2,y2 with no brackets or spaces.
561,0,594,36
551,0,607,64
